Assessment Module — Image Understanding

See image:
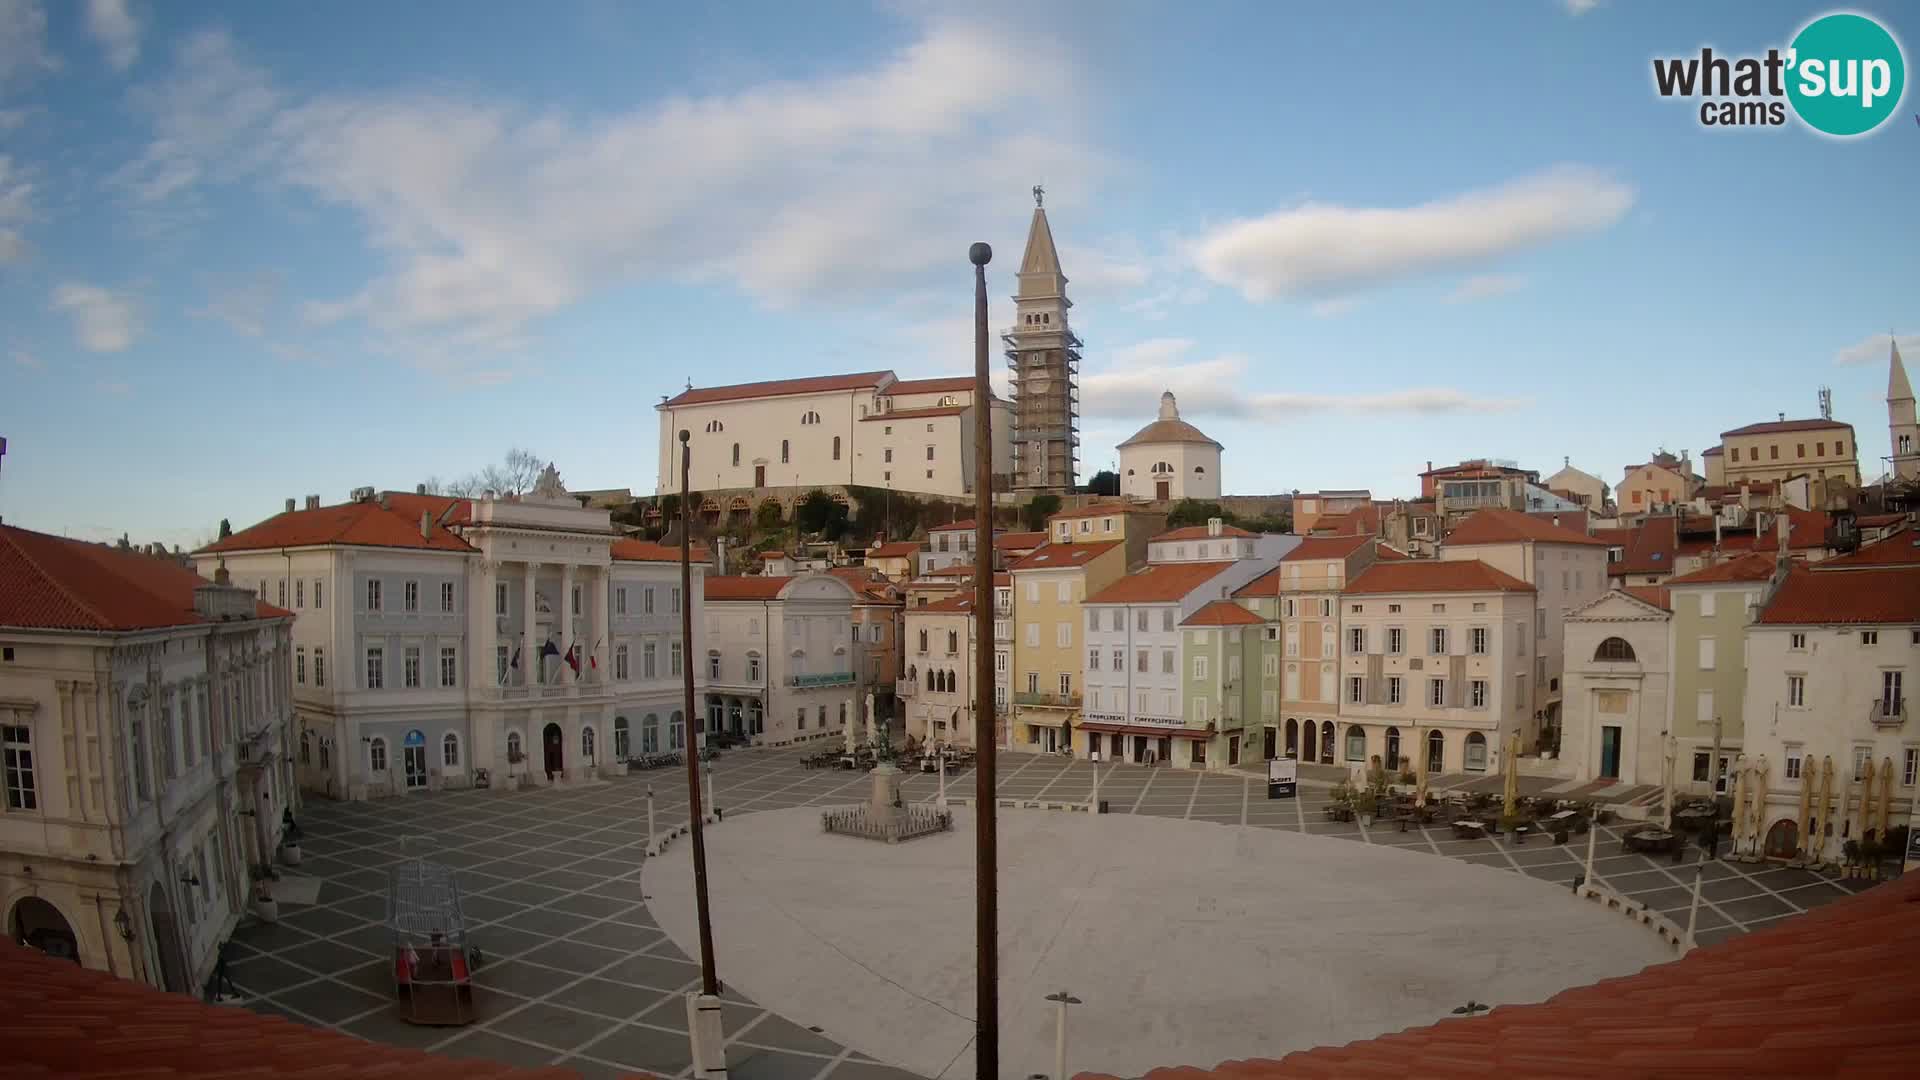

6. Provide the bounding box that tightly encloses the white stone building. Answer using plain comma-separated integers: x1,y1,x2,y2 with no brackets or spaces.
196,473,706,800
702,573,860,746
1560,589,1673,787
1118,392,1223,503
655,372,1012,499
1337,560,1538,776
2,524,294,994
901,591,988,747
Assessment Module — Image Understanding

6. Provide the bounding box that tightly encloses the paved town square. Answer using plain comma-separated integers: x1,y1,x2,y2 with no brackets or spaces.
224,745,1878,1079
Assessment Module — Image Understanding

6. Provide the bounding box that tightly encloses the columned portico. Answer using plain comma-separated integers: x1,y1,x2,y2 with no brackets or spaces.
522,562,540,687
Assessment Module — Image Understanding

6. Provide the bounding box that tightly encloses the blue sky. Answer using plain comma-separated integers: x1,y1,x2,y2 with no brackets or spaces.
1,0,1914,548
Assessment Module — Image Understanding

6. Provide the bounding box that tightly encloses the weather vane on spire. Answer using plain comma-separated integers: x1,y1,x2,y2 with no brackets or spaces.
1032,184,1044,208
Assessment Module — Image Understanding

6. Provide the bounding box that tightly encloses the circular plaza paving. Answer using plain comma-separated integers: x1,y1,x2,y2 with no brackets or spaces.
645,805,1675,1079
222,746,1881,1079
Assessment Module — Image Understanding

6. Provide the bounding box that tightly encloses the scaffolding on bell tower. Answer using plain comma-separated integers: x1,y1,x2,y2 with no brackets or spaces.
1001,191,1081,495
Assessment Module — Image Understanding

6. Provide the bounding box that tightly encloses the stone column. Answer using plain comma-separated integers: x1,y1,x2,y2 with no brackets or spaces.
592,565,611,684
560,563,576,681
523,562,540,687
479,559,499,689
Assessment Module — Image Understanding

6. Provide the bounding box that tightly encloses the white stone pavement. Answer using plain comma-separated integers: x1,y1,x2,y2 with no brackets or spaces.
644,806,1673,1080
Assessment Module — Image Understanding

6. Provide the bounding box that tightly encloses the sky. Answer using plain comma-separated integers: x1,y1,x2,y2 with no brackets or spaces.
0,0,1915,549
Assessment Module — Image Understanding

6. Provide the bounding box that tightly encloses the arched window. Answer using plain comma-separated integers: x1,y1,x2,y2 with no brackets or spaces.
1151,461,1173,475
926,667,935,691
1194,465,1206,474
369,737,388,772
705,419,724,433
1384,726,1401,771
614,716,630,760
832,436,841,461
442,732,460,767
1594,637,1637,662
641,714,660,753
781,439,790,464
731,443,741,466
918,629,929,652
938,395,957,407
907,664,917,684
507,731,523,761
1464,732,1488,771
1426,729,1445,772
1345,724,1367,762
1301,720,1317,763
669,711,685,750
1284,718,1298,757
582,726,597,762
300,730,312,765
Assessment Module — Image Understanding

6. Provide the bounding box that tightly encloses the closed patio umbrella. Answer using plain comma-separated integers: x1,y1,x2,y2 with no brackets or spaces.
1749,757,1768,859
1878,758,1895,835
1860,757,1878,842
1730,755,1748,852
1816,756,1836,863
1796,765,1814,862
1502,732,1519,819
1413,724,1428,808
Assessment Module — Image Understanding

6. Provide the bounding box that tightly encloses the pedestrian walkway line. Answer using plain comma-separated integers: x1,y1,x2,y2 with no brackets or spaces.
1292,785,1306,832
1239,775,1250,826
1131,765,1158,814
1184,772,1202,820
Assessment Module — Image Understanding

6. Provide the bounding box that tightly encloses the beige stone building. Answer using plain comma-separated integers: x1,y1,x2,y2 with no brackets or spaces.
901,592,986,747
2,524,294,995
1618,453,1696,517
1709,417,1858,508
1545,458,1609,512
1008,540,1127,753
1251,534,1381,764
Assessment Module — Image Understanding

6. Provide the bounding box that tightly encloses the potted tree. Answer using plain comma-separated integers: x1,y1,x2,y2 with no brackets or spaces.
506,746,526,791
249,864,280,923
1841,838,1861,878
1354,788,1379,828
277,811,304,868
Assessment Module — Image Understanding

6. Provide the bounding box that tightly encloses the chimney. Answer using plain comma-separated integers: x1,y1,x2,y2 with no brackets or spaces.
1714,516,1722,548
285,498,296,513
416,483,427,495
305,495,320,510
1776,510,1789,559
214,560,231,586
1756,511,1764,540
715,537,728,576
421,511,431,540
1207,517,1223,537
378,493,391,510
1778,412,1786,422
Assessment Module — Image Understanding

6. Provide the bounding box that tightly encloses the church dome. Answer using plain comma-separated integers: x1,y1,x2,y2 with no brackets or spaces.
1118,391,1222,450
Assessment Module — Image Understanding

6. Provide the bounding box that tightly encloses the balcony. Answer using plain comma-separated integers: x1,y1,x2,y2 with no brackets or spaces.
896,678,917,699
789,671,856,688
1870,697,1907,730
1014,690,1081,708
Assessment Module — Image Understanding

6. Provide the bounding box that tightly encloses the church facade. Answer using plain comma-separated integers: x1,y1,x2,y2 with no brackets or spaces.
1118,391,1223,502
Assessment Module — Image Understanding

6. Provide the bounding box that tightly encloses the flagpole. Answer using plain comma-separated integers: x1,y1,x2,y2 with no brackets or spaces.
968,238,998,1080
679,429,720,997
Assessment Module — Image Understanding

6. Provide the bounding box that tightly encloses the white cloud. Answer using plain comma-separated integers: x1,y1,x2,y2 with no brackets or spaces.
1058,242,1151,296
0,0,59,84
0,154,32,262
1562,0,1603,15
1082,339,1527,420
52,283,139,352
192,269,283,337
117,21,1110,371
84,0,140,72
11,347,40,368
1446,273,1527,303
1189,165,1633,302
1835,332,1918,367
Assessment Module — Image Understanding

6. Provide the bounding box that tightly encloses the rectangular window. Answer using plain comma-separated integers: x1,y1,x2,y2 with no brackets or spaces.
366,579,382,611
1320,599,1333,618
314,579,323,608
1088,648,1100,672
1347,675,1364,704
366,647,384,689
1025,624,1038,647
1058,672,1073,696
1429,678,1445,707
1790,632,1806,651
1884,670,1904,714
670,641,682,676
404,646,421,688
1387,676,1402,705
1027,671,1039,694
495,582,508,615
1697,689,1715,729
1862,630,1879,646
1699,637,1716,670
1284,598,1294,618
1119,648,1131,671
1058,582,1071,603
615,644,631,680
1161,609,1175,632
1769,444,1779,460
295,580,304,608
1788,674,1805,708
671,587,681,613
1193,656,1209,680
1535,609,1545,639
615,587,628,615
748,654,762,682
1700,591,1716,617
1470,679,1487,708
572,585,582,616
1471,627,1488,655
1387,627,1403,655
1729,447,1739,462
996,651,1008,674
1430,627,1447,655
314,647,325,687
295,647,306,685
1109,609,1123,632
1853,746,1871,780
440,582,455,612
708,653,722,679
1348,627,1365,654
439,647,457,687
1906,747,1919,787
404,581,419,612
1087,609,1099,633
1785,745,1803,781
2,723,36,811
1056,623,1071,648
497,644,509,683
277,579,286,607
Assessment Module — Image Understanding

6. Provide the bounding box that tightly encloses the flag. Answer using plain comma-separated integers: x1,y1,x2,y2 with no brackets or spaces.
540,639,560,659
588,638,602,671
565,644,581,676
510,645,522,669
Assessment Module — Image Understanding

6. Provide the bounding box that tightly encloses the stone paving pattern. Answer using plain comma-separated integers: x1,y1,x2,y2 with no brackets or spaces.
228,746,1883,1079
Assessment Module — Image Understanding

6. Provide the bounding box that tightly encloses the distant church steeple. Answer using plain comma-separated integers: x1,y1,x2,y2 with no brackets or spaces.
1002,190,1081,495
1889,337,1918,482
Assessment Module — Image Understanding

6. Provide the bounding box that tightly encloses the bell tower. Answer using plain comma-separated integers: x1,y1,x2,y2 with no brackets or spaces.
1002,186,1080,495
1889,338,1918,482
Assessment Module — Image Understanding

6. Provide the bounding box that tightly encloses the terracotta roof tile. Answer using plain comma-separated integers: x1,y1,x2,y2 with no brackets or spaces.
1720,417,1853,436
1666,552,1779,586
1231,567,1281,598
1,524,287,631
921,593,979,612
1074,872,1920,1080
1086,561,1237,604
704,575,791,600
1621,585,1671,611
1758,563,1920,624
1278,534,1372,562
1009,540,1124,570
660,370,892,407
1345,560,1534,596
199,497,477,555
1118,417,1222,449
1444,508,1608,547
925,563,979,578
1816,528,1920,568
1609,515,1678,576
1180,599,1265,626
928,519,981,532
866,541,923,559
1152,524,1256,542
1701,445,1723,456
1373,545,1410,561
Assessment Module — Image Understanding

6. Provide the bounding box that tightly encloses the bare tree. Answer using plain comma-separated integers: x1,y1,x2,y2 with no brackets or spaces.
427,448,548,499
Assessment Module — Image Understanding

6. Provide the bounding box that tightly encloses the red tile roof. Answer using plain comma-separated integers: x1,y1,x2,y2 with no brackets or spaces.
1666,552,1779,586
1181,599,1265,627
1086,561,1237,604
199,497,476,555
1758,563,1920,625
928,519,980,532
1856,512,1908,529
1609,514,1678,577
1345,560,1534,596
1009,540,1123,570
1444,508,1607,547
660,370,892,407
1816,528,1920,568
1076,871,1920,1080
609,538,709,563
704,575,792,601
1621,585,1671,611
1,525,288,631
1720,417,1853,436
1152,523,1256,542
866,541,923,559
1279,534,1373,562
1700,444,1723,456
921,593,980,613
1592,526,1635,548
0,940,617,1079
993,531,1047,551
1688,507,1833,557
1306,502,1381,536
859,404,970,421
1232,566,1281,598
925,563,979,578
1374,545,1411,561
886,376,991,397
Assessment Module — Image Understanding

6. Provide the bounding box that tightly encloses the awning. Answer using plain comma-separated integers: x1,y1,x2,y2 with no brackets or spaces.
1079,722,1213,740
1021,714,1067,729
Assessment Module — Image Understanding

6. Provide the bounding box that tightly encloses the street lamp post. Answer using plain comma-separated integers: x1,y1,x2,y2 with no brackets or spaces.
1045,989,1082,1080
679,429,727,1078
